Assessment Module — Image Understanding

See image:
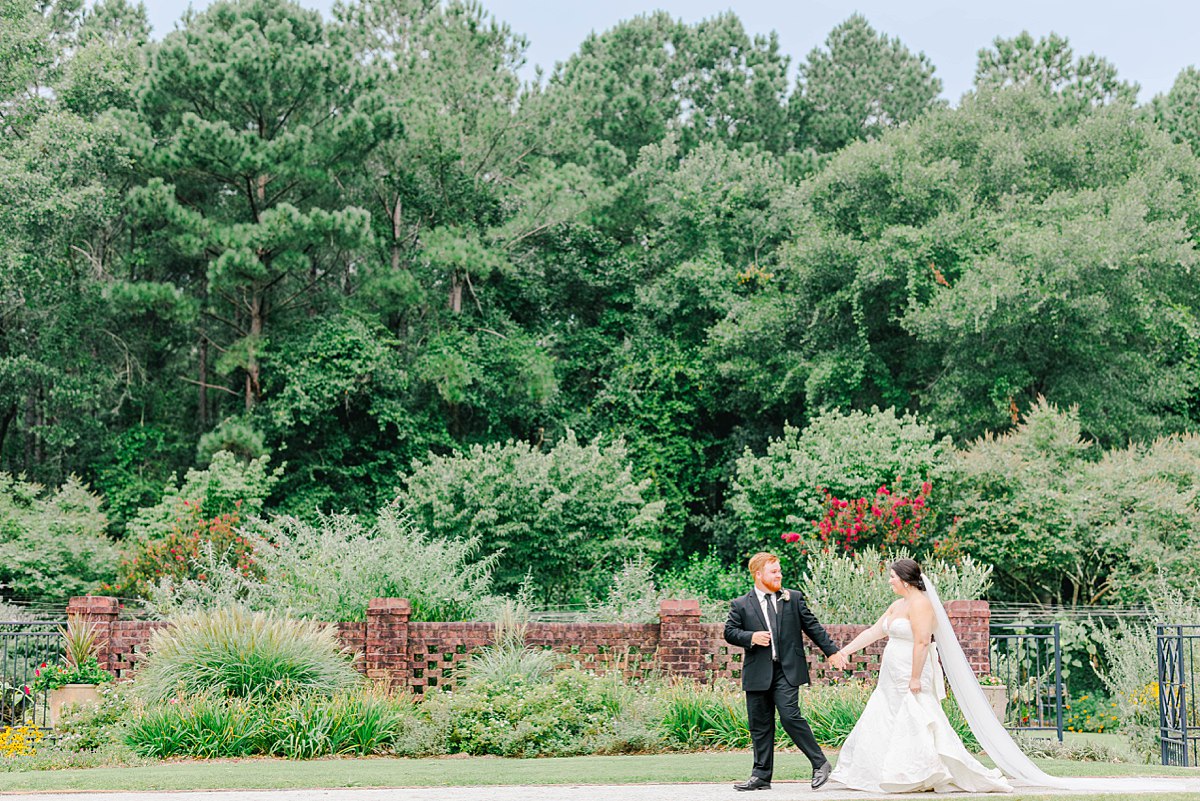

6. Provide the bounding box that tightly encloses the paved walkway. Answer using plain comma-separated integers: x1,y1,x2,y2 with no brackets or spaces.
3,782,1199,801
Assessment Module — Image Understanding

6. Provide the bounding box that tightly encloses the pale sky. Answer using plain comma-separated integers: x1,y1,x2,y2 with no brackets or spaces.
143,0,1199,104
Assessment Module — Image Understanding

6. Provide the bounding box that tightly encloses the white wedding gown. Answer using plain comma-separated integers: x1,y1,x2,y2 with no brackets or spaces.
829,615,1012,793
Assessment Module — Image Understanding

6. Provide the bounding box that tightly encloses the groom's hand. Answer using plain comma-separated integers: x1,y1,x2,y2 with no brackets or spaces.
828,652,849,670
751,631,772,647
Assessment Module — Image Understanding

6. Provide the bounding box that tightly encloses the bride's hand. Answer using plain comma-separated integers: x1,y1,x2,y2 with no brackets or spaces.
909,678,922,694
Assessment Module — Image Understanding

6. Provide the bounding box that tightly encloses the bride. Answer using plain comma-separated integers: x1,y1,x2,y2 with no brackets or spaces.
829,557,1200,794
828,558,1011,793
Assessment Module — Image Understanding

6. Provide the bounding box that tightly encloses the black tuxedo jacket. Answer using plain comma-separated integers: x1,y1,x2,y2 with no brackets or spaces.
724,588,839,691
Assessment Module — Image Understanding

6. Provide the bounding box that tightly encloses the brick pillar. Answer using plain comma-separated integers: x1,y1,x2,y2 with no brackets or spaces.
65,596,120,673
365,598,411,689
658,599,705,681
944,599,991,675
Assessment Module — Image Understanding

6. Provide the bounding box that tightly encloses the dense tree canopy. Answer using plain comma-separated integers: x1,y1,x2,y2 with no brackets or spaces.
2,0,1198,608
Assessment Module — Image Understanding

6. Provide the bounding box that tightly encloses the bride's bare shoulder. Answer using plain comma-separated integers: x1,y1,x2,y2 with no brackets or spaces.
910,593,934,613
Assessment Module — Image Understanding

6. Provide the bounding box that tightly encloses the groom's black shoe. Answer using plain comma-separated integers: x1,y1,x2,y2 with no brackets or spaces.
811,761,832,789
733,776,771,791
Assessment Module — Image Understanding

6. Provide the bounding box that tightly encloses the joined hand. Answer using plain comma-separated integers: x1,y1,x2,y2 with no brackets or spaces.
828,651,849,670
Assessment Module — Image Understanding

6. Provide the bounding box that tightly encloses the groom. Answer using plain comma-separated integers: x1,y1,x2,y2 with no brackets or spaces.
724,552,848,791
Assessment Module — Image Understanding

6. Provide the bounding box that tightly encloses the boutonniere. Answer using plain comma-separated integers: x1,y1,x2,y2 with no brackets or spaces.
781,589,791,602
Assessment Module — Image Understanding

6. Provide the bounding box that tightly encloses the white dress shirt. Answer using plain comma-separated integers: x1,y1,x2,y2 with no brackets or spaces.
755,587,779,660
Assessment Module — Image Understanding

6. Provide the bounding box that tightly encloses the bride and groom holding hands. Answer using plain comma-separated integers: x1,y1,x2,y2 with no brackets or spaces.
724,551,1010,794
723,551,1197,795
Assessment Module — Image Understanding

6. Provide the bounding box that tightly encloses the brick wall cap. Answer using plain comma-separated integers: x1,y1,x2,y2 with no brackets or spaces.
66,596,121,612
659,599,701,616
367,598,412,613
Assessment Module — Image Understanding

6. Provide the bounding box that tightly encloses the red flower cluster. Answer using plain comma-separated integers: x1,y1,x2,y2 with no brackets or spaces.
781,481,933,556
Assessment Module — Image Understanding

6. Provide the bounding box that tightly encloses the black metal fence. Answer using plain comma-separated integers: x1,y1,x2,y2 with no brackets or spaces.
0,621,65,729
1157,624,1199,767
989,622,1064,741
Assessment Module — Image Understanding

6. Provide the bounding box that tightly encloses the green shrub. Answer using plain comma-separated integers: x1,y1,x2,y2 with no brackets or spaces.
132,607,361,703
729,408,951,565
420,669,624,757
124,451,280,543
126,696,264,759
1013,733,1125,763
0,474,117,603
659,551,746,622
1093,577,1199,761
587,556,666,623
947,400,1200,605
396,432,665,603
658,679,977,750
105,504,257,599
464,603,557,686
53,683,134,753
249,505,498,622
1064,692,1121,733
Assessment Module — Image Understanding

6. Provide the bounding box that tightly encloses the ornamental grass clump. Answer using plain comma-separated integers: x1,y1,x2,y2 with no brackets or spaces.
133,607,361,703
125,689,413,760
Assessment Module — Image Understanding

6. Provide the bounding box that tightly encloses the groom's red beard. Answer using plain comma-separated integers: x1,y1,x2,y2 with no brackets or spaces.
761,576,782,593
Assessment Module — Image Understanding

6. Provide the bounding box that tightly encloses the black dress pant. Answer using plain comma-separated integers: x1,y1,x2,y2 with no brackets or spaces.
745,661,827,779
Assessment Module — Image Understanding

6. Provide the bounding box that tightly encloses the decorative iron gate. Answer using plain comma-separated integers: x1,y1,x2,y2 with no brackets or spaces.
1157,624,1199,766
0,620,65,729
989,622,1063,741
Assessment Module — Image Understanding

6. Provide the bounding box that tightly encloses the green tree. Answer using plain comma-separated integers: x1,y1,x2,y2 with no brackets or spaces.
547,10,790,169
973,31,1137,120
128,0,387,413
710,87,1200,445
57,0,149,116
794,14,944,153
1153,66,1200,155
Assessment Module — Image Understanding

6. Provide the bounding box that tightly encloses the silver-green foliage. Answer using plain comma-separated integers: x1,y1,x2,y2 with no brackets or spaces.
144,503,498,623
463,600,556,686
800,546,993,624
133,607,361,703
0,473,117,602
951,400,1200,605
1093,577,1199,761
248,504,498,623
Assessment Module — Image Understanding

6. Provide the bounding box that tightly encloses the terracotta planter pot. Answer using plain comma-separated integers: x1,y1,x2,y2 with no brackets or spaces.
48,684,101,727
980,683,1007,722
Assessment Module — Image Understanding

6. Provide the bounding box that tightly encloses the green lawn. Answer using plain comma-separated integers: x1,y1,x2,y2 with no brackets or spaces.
0,751,1196,793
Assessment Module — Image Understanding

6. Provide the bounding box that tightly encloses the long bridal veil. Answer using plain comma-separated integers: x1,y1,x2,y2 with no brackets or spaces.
924,575,1199,792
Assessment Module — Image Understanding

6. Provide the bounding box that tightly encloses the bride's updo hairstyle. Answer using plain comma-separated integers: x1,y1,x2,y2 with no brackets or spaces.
891,558,926,591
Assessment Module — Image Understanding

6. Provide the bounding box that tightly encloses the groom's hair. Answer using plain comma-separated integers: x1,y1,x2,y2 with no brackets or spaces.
747,552,779,576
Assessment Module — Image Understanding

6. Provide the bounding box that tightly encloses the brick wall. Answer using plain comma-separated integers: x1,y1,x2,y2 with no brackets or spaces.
66,596,990,692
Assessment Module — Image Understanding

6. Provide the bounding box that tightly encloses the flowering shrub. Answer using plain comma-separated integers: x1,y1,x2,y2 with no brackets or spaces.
105,501,259,598
784,482,933,555
0,724,43,757
1064,693,1121,733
